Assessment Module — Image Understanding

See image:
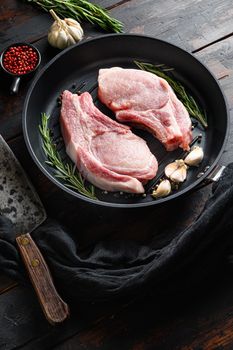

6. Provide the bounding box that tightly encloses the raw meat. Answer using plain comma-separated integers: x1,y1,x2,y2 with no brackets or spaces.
98,67,192,151
60,90,158,193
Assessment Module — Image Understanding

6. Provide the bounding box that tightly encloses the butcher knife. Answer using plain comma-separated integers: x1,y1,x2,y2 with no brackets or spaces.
0,135,69,325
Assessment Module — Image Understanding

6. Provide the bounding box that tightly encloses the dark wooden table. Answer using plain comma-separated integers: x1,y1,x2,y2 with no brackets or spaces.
1,1,233,349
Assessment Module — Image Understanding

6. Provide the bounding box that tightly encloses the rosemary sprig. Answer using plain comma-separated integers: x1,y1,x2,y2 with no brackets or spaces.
39,113,97,200
135,61,208,128
26,0,123,33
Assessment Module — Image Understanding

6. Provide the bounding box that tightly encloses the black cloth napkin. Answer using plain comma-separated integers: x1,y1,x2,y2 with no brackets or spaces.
1,164,233,303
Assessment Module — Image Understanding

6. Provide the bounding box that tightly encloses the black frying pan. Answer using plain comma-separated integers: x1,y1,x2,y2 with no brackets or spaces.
23,34,229,208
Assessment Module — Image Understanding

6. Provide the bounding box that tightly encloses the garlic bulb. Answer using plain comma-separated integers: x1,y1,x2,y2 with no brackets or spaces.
48,10,83,50
152,179,171,198
165,159,187,183
184,146,204,167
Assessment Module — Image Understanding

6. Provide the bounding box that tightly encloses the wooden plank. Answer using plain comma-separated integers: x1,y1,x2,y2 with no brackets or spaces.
110,0,233,52
0,0,50,46
1,0,233,55
0,285,70,349
195,36,233,107
91,0,122,8
1,254,232,350
2,0,233,52
195,36,233,166
42,272,233,350
0,0,121,47
0,286,49,350
0,284,121,350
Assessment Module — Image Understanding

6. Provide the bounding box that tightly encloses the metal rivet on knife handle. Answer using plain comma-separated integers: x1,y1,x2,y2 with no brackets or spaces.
20,236,30,245
31,258,40,267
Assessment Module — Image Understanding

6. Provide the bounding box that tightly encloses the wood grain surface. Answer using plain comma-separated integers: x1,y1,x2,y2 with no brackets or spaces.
110,0,233,51
0,0,233,349
53,273,233,350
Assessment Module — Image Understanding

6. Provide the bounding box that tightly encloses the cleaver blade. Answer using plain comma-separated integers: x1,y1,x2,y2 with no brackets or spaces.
0,135,69,325
0,135,46,234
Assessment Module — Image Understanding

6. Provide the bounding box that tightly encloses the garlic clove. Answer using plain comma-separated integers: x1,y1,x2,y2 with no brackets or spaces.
65,18,81,26
170,166,187,183
165,159,187,183
165,159,184,177
67,25,84,42
48,30,59,48
165,162,177,178
67,33,76,46
184,146,204,166
56,29,69,49
152,179,171,198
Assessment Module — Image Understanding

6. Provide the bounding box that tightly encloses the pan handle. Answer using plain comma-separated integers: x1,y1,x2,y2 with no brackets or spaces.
16,233,70,325
10,77,21,95
194,164,226,191
205,164,226,183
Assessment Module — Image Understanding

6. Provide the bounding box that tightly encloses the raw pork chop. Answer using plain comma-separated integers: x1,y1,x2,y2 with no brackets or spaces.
60,90,158,193
98,67,192,151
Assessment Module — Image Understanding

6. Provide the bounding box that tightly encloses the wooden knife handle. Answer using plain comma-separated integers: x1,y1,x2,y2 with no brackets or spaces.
16,233,70,325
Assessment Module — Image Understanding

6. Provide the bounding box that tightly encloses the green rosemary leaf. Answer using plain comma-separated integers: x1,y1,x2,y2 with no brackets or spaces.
39,113,97,200
25,0,123,33
135,61,208,129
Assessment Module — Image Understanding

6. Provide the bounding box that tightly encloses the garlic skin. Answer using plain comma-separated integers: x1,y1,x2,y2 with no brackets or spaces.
184,146,204,167
165,159,187,183
152,179,171,198
48,10,83,50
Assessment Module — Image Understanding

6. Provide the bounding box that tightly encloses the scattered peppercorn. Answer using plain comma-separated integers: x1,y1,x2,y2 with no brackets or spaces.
2,45,38,75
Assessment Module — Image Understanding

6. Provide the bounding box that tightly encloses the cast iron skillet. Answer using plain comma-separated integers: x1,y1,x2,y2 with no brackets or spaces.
23,34,229,208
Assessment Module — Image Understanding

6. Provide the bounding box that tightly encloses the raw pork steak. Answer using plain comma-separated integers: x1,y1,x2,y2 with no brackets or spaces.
98,67,192,151
60,91,158,193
